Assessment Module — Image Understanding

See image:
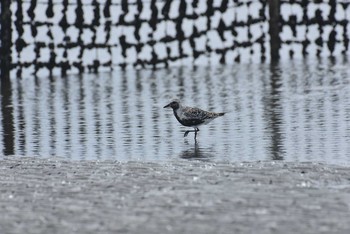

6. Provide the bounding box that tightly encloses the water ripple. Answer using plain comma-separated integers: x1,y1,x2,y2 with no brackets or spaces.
1,59,350,164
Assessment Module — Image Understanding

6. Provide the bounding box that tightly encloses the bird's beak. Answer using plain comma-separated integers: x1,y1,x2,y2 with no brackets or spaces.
163,103,171,108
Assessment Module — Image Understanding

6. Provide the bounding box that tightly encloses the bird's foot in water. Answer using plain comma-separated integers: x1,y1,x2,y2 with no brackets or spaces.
184,131,190,137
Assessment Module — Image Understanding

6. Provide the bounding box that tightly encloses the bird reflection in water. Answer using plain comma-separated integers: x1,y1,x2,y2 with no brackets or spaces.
179,140,214,161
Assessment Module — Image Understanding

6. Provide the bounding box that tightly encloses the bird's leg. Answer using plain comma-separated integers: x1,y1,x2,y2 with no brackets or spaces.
184,128,198,137
194,128,200,139
184,130,194,137
184,128,200,138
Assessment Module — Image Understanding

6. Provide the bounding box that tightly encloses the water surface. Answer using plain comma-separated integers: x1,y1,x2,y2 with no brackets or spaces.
1,59,350,164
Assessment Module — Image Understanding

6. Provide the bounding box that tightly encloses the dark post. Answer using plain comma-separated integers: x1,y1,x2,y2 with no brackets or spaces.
1,0,12,82
0,0,14,155
1,74,14,155
268,0,280,62
267,63,283,160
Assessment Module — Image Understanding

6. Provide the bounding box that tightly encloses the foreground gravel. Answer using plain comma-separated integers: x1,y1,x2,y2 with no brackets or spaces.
0,158,350,234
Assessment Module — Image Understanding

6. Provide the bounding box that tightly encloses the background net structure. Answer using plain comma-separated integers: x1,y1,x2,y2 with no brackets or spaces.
280,0,350,59
0,0,349,78
5,0,270,77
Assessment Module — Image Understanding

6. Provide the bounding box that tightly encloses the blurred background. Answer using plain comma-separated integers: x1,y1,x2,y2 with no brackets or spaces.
1,0,349,77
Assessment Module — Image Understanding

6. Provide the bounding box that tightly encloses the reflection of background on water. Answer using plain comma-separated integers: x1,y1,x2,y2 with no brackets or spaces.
1,60,350,164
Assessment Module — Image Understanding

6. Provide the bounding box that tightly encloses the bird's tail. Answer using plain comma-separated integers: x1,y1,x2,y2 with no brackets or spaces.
218,112,225,116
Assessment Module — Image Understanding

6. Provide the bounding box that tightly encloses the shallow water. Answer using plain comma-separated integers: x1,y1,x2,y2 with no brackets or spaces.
1,59,350,164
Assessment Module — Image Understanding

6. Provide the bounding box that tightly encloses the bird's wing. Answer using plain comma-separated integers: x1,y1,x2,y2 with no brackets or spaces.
182,107,210,120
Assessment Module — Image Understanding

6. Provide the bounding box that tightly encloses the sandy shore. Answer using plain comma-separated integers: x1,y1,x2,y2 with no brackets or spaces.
0,158,349,234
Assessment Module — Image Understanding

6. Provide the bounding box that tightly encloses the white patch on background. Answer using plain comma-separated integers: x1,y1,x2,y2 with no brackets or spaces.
194,54,208,66
111,47,122,64
153,21,167,40
250,43,263,62
168,41,179,57
123,26,137,44
291,3,303,22
335,4,346,20
140,22,152,42
82,49,95,65
181,56,194,66
66,4,76,24
291,44,304,59
236,4,248,22
110,5,122,24
281,25,293,41
51,26,65,43
21,45,35,62
184,0,193,15
194,16,207,32
250,24,263,41
209,52,221,64
306,43,317,56
69,27,81,43
68,47,80,63
296,25,307,41
210,11,221,29
140,2,151,20
38,47,50,62
195,1,207,15
98,48,111,63
109,27,120,44
139,45,152,60
236,27,249,43
306,25,319,41
22,25,34,42
250,2,263,18
222,7,234,26
55,48,65,63
182,18,193,38
81,29,93,44
182,40,193,56
208,31,223,49
165,20,176,37
125,47,137,63
96,27,107,43
83,5,94,24
281,4,292,22
154,43,167,59
239,47,251,62
225,50,235,63
124,4,137,22
194,35,206,51
169,0,180,19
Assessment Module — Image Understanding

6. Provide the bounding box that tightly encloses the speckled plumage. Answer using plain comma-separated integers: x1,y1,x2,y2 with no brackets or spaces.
175,106,224,127
164,100,225,139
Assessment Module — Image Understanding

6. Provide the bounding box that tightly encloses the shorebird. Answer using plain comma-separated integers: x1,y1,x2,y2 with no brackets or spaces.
164,100,225,139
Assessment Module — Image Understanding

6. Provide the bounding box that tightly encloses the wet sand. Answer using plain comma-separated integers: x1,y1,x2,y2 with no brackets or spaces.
0,158,350,234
